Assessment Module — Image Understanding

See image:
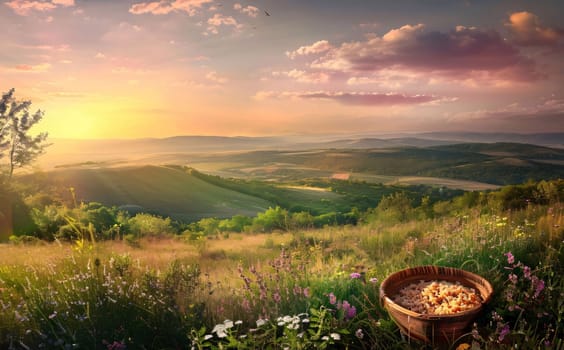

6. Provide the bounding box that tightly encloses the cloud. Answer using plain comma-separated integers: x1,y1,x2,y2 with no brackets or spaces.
254,90,442,106
205,70,228,84
14,63,51,72
506,11,564,47
286,40,333,59
206,13,242,34
129,0,213,16
5,0,74,15
273,69,329,83
233,3,258,17
51,0,74,6
448,98,564,132
310,24,540,82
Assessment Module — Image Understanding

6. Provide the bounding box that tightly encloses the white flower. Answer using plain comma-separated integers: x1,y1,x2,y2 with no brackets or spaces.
204,334,213,340
330,333,341,341
211,324,228,338
256,319,267,327
223,319,234,329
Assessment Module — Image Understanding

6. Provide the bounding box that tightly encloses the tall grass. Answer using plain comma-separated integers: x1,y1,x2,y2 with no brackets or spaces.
0,203,562,349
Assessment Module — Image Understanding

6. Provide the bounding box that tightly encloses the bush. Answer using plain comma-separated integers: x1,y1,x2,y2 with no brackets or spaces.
127,213,176,237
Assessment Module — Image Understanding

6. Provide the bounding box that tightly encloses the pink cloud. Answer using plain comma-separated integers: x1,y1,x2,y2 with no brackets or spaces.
14,63,51,72
5,0,74,15
255,90,441,106
506,11,564,47
206,13,242,34
52,0,74,6
234,3,258,17
449,98,564,132
5,0,56,15
310,24,540,82
286,69,329,83
286,40,333,59
129,0,212,16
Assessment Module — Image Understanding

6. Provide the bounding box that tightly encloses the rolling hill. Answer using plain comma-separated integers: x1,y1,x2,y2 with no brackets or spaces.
40,165,272,222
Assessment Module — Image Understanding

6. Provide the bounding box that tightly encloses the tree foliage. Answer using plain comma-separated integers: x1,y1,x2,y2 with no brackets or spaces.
0,88,48,178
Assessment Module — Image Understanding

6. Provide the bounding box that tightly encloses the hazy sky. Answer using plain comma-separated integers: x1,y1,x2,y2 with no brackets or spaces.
1,0,563,139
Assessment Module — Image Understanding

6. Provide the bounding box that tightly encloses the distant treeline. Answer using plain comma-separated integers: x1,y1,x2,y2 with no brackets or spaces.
2,176,562,244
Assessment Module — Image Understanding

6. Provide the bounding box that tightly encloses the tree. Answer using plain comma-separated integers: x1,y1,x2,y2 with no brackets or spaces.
0,88,48,178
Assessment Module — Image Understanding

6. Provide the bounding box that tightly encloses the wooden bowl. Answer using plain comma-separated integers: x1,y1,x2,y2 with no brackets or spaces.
380,265,493,345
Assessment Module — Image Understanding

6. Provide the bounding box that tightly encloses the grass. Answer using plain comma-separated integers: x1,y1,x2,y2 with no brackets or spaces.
24,165,272,221
1,202,562,349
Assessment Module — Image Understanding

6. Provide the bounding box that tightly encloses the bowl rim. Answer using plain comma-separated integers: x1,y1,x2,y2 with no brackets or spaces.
380,265,493,320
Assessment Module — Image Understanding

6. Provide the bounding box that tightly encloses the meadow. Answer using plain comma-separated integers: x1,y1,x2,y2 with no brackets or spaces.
0,179,562,349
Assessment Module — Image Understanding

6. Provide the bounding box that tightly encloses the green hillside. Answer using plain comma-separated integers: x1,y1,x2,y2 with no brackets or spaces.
43,165,272,221
192,143,564,185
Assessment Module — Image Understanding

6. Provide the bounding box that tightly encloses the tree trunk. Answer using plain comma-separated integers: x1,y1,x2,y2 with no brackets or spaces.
0,194,13,242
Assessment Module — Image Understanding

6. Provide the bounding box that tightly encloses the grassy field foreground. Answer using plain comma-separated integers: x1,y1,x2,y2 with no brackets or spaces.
0,204,563,349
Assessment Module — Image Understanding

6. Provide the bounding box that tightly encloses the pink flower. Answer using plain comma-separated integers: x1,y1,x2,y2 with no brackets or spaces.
533,278,545,298
523,266,531,279
342,300,357,320
328,292,337,305
498,324,510,342
350,272,362,279
303,287,310,298
504,252,515,265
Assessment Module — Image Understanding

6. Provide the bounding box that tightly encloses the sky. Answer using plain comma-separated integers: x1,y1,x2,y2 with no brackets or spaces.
1,0,564,139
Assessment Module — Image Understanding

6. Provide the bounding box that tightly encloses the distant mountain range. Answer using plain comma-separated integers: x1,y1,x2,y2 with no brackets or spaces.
38,132,564,169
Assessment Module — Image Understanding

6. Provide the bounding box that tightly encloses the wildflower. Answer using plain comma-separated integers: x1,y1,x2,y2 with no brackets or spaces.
204,334,213,341
504,252,515,265
328,292,337,305
256,319,267,327
350,272,362,279
342,300,357,319
369,277,378,284
523,265,531,279
106,341,126,350
456,344,470,350
355,328,364,339
498,324,510,342
533,278,545,298
273,291,282,304
303,287,310,298
508,273,518,284
330,333,341,341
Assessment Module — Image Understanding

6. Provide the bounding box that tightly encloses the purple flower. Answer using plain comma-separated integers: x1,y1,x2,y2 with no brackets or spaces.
369,277,378,284
498,324,510,342
107,341,126,350
328,292,337,305
350,272,362,279
523,265,531,279
504,252,515,265
533,278,545,298
341,300,357,320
